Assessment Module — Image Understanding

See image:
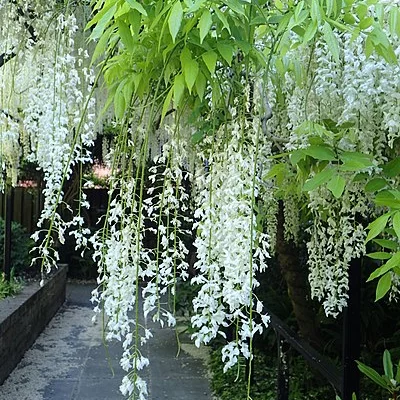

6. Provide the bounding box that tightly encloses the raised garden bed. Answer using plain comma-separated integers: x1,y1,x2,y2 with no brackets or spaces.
0,264,68,384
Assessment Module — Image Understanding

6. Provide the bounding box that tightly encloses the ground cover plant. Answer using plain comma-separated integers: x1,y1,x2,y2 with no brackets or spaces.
1,0,400,399
0,218,33,275
0,270,22,300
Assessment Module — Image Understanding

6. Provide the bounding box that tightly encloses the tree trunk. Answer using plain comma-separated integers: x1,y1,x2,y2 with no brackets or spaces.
275,201,322,350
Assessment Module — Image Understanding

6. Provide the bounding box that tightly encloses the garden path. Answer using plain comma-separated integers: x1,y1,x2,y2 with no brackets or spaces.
0,283,212,400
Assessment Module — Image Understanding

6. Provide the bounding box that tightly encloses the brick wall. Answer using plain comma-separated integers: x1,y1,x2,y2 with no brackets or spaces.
0,265,67,384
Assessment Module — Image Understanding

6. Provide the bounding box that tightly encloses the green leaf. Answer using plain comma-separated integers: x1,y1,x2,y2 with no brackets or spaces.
393,212,400,239
353,172,369,182
294,1,305,21
290,149,306,165
375,190,400,209
114,84,126,120
132,72,142,93
389,7,400,37
366,252,392,260
198,9,212,44
202,51,218,75
129,9,142,36
191,131,205,144
375,42,398,65
339,151,374,171
86,2,115,30
89,4,117,41
396,359,400,384
115,3,131,19
373,239,398,250
376,273,391,301
382,157,400,178
91,25,113,65
161,86,174,124
327,174,346,198
180,47,198,93
325,0,338,18
303,20,318,42
169,1,183,43
186,0,205,12
185,59,199,93
343,12,356,25
366,213,390,242
359,16,374,30
266,163,287,183
356,3,368,20
117,20,134,51
365,33,374,58
304,145,336,161
339,151,373,166
223,0,245,17
195,71,206,101
383,350,394,380
368,252,400,282
365,178,388,192
303,168,335,192
326,17,349,32
310,0,322,22
123,77,134,106
323,22,340,62
173,74,185,106
217,43,234,66
215,8,231,34
357,361,388,389
126,0,148,16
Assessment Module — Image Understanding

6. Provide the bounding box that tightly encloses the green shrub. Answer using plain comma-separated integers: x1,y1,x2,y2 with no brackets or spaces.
0,271,23,300
209,346,336,400
0,218,34,275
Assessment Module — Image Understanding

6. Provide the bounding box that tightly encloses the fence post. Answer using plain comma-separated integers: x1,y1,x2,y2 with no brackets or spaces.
342,258,361,400
277,333,289,400
3,184,14,281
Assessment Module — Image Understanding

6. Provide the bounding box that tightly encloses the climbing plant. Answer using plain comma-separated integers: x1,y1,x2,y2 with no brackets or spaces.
1,0,400,399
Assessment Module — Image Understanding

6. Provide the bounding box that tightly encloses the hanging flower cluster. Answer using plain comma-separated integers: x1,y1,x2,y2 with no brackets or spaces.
267,2,400,315
0,1,96,275
307,184,368,316
142,122,192,322
0,112,21,189
191,103,270,371
90,115,194,399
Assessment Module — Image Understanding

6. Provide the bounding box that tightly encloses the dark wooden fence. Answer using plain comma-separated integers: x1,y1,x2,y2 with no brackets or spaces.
1,186,108,279
0,186,42,235
0,187,108,234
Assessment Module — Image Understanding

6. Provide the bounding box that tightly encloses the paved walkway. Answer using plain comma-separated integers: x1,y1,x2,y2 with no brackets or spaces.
1,283,213,400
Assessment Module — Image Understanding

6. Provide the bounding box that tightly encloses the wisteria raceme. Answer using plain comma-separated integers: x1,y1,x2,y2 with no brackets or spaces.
0,114,20,190
272,6,400,315
191,111,270,371
307,185,367,316
91,173,150,400
142,121,192,326
0,2,96,275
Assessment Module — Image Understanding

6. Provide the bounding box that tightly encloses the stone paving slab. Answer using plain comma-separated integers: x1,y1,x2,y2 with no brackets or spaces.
0,283,213,400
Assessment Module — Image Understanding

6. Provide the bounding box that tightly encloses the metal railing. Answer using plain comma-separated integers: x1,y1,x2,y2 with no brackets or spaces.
267,258,361,400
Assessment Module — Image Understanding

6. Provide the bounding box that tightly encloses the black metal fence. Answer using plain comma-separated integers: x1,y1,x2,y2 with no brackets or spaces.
269,258,361,400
